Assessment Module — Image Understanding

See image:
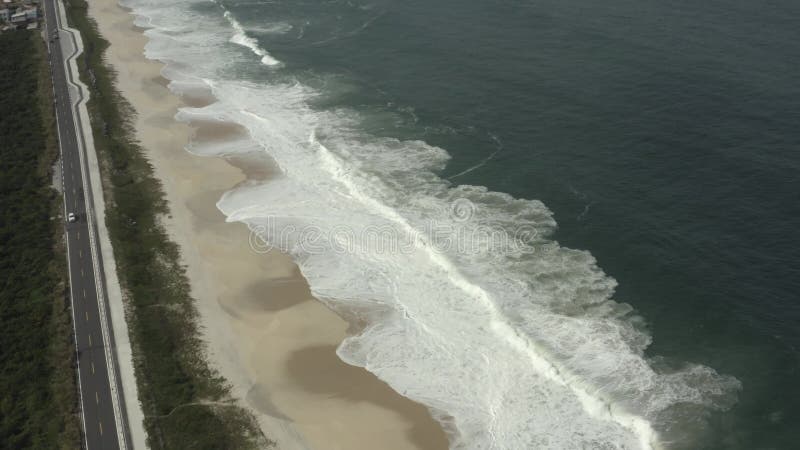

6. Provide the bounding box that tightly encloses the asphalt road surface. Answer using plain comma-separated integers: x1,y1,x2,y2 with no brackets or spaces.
42,1,128,448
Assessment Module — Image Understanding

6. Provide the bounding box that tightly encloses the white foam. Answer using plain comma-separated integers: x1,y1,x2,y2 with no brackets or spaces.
304,130,659,448
223,11,281,66
120,0,742,448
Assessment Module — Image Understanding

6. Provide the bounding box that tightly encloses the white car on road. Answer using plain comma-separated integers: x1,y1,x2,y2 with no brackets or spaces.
67,212,77,223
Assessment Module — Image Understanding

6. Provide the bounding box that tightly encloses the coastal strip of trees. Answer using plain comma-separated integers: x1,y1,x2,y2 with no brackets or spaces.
0,30,81,449
64,1,270,448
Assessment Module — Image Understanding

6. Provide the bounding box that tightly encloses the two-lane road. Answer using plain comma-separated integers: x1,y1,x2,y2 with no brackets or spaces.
43,0,128,448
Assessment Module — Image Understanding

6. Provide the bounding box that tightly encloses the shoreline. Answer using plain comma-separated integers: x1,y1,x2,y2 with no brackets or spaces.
87,0,449,449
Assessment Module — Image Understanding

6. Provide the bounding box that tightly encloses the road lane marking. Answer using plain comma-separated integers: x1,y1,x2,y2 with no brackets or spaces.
96,391,99,404
81,268,84,277
85,311,89,322
79,249,82,258
99,421,103,436
77,231,80,240
88,334,92,347
83,288,86,298
91,361,95,374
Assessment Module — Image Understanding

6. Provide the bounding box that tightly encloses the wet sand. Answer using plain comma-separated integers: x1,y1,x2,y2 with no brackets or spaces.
87,0,449,449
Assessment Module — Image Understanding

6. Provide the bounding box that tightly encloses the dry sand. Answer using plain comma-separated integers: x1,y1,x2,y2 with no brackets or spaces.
88,1,449,449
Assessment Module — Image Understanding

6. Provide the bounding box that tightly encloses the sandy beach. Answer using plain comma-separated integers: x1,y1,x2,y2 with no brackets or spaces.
87,1,448,449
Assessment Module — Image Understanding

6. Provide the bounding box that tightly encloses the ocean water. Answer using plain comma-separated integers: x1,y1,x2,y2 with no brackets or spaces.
120,0,800,448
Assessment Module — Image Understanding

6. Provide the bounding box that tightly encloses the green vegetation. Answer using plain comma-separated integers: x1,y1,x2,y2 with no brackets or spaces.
64,1,269,448
0,30,81,449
